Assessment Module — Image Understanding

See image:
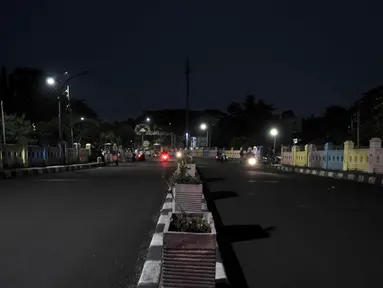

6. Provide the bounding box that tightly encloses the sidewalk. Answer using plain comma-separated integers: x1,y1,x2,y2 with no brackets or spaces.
0,162,104,179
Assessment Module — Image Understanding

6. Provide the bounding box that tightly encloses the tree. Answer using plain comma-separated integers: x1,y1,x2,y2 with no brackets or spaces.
281,110,295,119
115,124,134,146
33,118,59,145
323,105,350,144
227,102,243,117
351,86,383,145
229,136,248,149
1,114,33,143
69,99,98,119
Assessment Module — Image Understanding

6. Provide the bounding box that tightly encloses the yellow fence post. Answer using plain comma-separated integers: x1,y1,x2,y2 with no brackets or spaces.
292,145,297,166
343,140,354,171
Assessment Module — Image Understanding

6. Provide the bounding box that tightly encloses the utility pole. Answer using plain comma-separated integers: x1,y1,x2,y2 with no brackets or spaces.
1,101,6,144
356,108,360,149
65,85,74,147
185,57,190,149
58,89,63,162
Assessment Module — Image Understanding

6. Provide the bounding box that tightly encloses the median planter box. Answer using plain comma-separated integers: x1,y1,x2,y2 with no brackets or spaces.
173,183,203,212
163,212,216,288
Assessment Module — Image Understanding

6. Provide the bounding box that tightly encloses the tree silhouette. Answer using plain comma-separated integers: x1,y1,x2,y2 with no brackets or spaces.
2,114,33,144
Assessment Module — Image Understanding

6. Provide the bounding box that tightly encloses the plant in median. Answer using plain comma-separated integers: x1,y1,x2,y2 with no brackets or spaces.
168,162,202,186
169,212,211,233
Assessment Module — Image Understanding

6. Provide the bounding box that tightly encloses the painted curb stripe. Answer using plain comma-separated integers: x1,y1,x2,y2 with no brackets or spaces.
276,165,383,187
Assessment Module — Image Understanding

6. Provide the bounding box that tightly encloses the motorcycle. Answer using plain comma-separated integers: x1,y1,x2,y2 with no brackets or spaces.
160,153,169,162
216,154,228,163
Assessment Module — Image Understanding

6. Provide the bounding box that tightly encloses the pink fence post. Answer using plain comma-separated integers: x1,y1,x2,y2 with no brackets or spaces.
369,138,382,174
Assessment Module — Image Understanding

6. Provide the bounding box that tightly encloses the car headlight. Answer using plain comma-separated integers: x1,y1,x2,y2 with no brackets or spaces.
248,157,256,165
176,152,182,158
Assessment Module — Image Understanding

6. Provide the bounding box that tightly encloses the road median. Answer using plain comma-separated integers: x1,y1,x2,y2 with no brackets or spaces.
137,163,229,287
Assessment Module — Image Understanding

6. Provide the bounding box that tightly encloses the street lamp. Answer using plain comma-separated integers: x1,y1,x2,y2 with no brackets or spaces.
80,117,85,121
46,71,88,164
270,128,278,155
146,117,150,122
46,77,56,86
200,123,209,148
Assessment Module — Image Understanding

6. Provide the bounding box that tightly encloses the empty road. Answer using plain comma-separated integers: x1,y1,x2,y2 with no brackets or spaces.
196,158,383,288
0,160,174,288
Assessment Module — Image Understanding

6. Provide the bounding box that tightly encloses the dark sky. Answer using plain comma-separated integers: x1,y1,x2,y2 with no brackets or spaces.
1,0,383,121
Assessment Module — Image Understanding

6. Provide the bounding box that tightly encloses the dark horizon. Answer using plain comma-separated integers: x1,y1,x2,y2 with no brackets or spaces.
2,1,383,121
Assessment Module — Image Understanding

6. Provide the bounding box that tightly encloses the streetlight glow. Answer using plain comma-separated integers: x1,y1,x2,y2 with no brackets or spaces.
270,128,278,137
80,117,85,121
200,123,209,148
270,128,278,155
146,117,150,122
46,77,56,86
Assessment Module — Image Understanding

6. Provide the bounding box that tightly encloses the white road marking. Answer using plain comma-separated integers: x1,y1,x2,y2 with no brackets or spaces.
248,180,278,183
31,179,79,182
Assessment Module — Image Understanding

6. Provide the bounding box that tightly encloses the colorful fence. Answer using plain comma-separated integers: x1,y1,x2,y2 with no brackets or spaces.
1,144,91,169
280,138,383,174
190,148,261,159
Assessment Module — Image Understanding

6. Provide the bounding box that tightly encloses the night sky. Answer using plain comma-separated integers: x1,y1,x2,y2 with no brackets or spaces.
1,0,382,121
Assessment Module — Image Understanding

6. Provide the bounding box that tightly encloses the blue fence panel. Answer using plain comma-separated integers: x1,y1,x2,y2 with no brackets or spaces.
327,150,344,171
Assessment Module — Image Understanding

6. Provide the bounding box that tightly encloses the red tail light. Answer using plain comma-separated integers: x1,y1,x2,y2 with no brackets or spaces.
138,154,142,158
162,155,168,160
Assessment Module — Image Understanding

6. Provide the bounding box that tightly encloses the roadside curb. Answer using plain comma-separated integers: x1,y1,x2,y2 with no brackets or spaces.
0,162,105,180
137,191,229,287
275,165,383,187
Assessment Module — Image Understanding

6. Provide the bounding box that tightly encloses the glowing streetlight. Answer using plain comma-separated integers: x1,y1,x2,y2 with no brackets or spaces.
270,128,278,154
80,117,85,121
146,117,150,122
200,123,209,148
46,77,56,86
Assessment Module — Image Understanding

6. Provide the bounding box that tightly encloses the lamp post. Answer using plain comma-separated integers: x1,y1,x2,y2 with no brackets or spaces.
270,128,278,155
75,117,86,144
200,123,209,148
46,71,88,164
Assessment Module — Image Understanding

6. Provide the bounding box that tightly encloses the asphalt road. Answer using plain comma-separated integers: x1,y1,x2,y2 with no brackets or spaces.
0,160,174,288
196,158,383,288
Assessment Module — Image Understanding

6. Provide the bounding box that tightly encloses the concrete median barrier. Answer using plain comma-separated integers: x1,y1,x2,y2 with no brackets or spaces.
0,162,105,180
275,165,383,187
